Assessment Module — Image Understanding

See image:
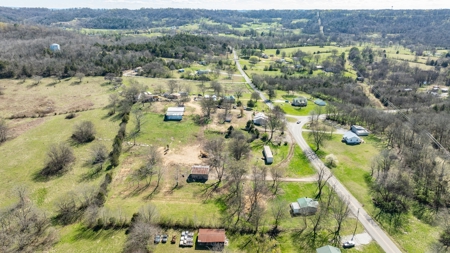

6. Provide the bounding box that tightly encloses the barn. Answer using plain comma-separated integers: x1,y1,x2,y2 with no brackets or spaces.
165,107,185,121
189,165,210,182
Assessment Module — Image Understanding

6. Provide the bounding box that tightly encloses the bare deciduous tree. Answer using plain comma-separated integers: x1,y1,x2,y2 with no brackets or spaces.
271,200,287,231
228,130,251,161
107,93,119,115
331,191,350,246
0,188,56,252
234,87,244,101
266,106,286,141
41,142,76,176
251,91,260,101
75,72,85,82
167,80,178,94
316,165,332,200
205,138,228,185
90,143,108,167
200,97,217,118
308,124,328,151
270,166,285,195
72,121,96,143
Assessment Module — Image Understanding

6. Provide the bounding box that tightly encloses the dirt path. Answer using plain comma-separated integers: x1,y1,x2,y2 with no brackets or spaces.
358,82,384,109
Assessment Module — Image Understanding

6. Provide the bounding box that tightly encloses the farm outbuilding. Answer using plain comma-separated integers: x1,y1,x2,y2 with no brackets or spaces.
165,107,185,121
197,229,226,248
342,131,362,144
290,197,319,216
189,165,210,182
263,145,273,164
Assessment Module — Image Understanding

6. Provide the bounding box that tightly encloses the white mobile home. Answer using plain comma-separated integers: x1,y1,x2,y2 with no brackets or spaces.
263,145,273,164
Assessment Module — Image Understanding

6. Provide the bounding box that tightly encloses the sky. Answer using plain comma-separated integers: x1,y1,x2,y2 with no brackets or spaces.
1,0,450,10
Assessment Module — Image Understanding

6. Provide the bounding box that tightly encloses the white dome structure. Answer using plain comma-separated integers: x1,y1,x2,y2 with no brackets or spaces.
49,43,60,52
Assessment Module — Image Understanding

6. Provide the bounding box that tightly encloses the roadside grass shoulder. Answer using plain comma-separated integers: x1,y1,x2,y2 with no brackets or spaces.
286,145,316,177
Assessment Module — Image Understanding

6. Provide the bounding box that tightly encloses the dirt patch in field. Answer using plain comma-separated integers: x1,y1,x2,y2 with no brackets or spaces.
163,144,203,166
0,77,110,118
7,117,48,138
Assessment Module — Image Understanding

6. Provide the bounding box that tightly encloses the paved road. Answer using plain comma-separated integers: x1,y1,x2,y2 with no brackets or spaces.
233,50,274,110
233,49,401,253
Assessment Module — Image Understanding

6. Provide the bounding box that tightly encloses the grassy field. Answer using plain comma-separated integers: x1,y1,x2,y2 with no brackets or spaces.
0,77,112,118
0,109,118,209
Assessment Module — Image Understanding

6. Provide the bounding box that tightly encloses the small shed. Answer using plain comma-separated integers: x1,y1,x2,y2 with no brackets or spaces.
316,245,341,253
314,99,326,106
292,96,307,107
189,165,210,182
263,145,273,164
291,197,319,216
342,131,361,144
197,229,226,247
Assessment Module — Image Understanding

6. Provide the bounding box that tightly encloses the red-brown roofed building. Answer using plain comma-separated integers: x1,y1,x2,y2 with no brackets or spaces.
189,165,210,182
197,229,226,247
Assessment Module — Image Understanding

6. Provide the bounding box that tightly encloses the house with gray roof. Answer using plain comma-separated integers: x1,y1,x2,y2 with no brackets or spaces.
350,125,369,136
342,131,361,144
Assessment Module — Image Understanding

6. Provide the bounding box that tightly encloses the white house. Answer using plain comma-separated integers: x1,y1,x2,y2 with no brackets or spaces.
350,125,369,136
342,131,361,144
253,112,268,126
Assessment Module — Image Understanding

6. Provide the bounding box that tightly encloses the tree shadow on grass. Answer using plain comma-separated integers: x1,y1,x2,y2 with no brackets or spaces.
143,185,161,200
79,166,103,182
72,225,119,241
31,168,64,182
122,184,150,199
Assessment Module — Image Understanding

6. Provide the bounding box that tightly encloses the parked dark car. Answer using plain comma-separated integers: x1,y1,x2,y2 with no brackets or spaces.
161,235,168,243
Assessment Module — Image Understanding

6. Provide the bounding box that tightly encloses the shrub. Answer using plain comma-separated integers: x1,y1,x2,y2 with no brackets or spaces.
325,154,338,168
41,142,75,176
72,121,96,143
261,133,269,142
